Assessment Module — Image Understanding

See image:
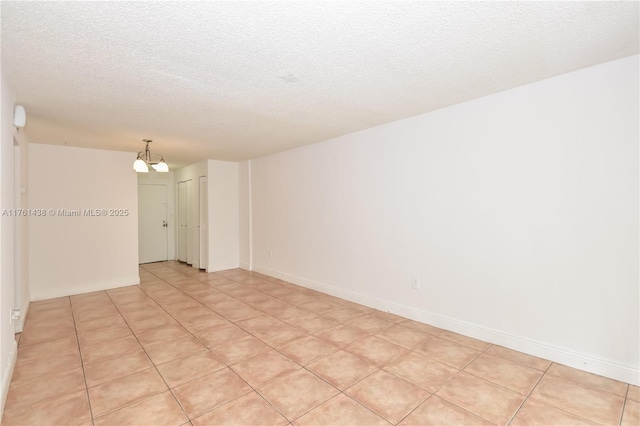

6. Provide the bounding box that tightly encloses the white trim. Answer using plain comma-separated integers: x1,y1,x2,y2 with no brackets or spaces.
239,262,251,270
207,263,241,273
13,294,30,334
247,160,253,271
1,339,18,416
29,276,140,301
253,264,640,386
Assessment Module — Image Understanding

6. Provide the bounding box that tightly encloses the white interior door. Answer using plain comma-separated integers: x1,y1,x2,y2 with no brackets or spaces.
12,140,21,331
177,181,188,262
138,184,168,263
186,179,194,265
199,176,208,270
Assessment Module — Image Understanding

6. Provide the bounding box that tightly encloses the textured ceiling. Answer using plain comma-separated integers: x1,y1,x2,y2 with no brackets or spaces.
1,1,638,167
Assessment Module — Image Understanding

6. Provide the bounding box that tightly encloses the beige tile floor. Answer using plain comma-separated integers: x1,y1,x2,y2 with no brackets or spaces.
2,261,638,425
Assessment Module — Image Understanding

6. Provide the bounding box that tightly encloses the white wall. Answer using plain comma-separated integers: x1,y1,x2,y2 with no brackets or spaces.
173,160,239,272
137,171,176,261
28,144,139,300
250,55,639,384
239,160,251,269
208,159,240,271
0,65,18,416
11,122,30,336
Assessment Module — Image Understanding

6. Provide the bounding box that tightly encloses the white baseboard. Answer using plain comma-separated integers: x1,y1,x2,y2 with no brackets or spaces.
207,263,240,273
30,276,141,301
13,296,30,333
1,339,18,418
253,265,640,386
239,262,251,270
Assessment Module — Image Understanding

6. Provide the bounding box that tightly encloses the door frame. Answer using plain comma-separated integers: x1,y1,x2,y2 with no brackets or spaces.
198,176,208,270
136,172,175,263
177,180,188,263
137,183,169,264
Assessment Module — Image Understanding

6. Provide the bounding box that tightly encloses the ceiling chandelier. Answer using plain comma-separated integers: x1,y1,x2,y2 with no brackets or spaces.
133,139,169,173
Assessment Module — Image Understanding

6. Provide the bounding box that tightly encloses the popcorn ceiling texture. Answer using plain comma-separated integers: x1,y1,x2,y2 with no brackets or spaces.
1,1,638,165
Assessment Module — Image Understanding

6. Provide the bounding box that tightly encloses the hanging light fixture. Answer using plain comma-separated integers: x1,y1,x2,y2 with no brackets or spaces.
133,139,169,173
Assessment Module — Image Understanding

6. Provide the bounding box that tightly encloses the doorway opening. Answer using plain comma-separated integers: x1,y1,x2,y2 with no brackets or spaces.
138,184,169,264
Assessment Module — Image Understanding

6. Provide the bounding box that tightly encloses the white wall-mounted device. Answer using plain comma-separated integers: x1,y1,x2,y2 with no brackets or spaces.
14,105,26,128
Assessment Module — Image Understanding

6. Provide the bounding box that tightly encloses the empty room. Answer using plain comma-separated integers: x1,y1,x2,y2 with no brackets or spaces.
0,1,638,425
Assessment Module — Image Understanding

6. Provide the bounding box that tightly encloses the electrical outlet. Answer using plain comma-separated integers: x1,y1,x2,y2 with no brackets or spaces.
411,277,421,289
9,308,20,324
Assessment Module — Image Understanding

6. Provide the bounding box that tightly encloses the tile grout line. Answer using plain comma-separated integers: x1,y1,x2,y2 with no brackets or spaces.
191,268,339,424
146,263,486,425
225,266,631,426
141,264,397,424
99,288,192,423
389,337,480,424
14,266,346,424
339,391,395,425
128,266,258,422
68,295,97,425
23,261,632,426
617,394,627,426
507,362,610,426
138,265,292,423
504,361,552,425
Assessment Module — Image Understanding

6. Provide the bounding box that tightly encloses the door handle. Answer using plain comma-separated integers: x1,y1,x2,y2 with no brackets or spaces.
162,220,168,228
